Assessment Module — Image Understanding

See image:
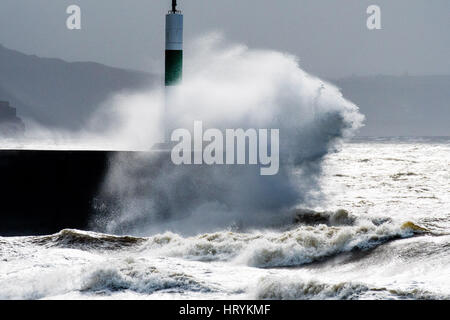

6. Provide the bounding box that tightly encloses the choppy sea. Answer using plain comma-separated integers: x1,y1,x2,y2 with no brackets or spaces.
1,137,449,300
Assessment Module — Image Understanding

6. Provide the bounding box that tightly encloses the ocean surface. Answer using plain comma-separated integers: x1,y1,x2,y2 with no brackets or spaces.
1,137,449,300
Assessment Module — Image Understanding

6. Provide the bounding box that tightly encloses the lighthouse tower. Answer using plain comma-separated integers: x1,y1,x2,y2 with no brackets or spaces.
165,0,183,86
160,0,183,144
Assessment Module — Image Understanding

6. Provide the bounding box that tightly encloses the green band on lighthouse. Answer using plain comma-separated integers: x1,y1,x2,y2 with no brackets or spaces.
165,50,183,86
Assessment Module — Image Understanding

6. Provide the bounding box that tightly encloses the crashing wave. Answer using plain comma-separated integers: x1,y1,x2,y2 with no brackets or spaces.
254,276,446,300
139,216,426,268
12,217,430,270
255,277,369,300
81,261,213,295
30,229,146,251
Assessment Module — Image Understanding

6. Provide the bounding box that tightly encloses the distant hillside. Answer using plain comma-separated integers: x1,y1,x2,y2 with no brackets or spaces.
0,44,156,130
335,75,450,136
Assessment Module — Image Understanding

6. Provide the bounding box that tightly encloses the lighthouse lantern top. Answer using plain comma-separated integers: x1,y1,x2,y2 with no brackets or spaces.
170,0,181,14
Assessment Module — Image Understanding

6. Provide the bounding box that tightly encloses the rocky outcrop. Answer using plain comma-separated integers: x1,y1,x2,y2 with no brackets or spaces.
0,101,25,136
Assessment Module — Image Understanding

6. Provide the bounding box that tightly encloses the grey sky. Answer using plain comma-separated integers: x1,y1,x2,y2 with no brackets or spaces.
0,0,449,79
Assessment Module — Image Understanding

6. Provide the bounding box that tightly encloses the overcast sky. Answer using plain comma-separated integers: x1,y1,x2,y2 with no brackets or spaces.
0,0,449,79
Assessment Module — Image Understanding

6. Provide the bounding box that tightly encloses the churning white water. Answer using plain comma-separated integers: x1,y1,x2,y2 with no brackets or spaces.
1,138,449,300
